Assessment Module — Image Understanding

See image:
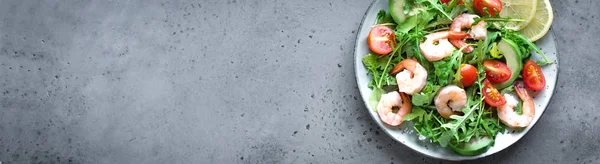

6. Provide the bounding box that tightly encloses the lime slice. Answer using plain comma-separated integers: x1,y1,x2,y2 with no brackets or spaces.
499,0,538,31
518,0,554,42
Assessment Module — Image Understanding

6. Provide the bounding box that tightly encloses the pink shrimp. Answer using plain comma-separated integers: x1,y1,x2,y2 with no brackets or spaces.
389,59,428,95
449,14,487,53
419,31,456,62
434,85,467,119
377,91,412,126
497,82,535,129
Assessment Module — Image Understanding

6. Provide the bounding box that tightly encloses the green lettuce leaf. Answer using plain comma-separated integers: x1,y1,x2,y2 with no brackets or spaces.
369,88,385,111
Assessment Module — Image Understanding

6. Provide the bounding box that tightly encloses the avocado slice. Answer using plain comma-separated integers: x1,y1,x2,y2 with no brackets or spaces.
494,38,523,89
449,137,494,156
389,0,407,23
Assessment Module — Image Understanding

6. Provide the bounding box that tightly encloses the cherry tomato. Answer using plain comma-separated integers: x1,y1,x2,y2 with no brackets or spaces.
367,25,395,55
483,60,511,83
483,79,506,107
473,0,503,17
522,60,546,90
440,0,464,5
460,64,478,87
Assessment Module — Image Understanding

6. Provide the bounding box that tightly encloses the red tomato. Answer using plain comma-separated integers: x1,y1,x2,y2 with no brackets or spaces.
367,25,395,55
440,0,464,5
460,64,478,87
483,60,511,83
483,79,506,107
522,60,546,90
473,0,503,17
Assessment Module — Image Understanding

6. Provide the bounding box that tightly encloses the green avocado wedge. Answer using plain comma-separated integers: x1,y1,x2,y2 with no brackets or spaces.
494,38,523,89
449,137,494,156
389,0,407,23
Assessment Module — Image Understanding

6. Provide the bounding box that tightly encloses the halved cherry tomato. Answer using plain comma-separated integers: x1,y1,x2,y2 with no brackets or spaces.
473,0,503,17
460,64,478,87
367,25,395,55
440,0,464,5
522,60,546,90
483,60,511,83
483,79,506,107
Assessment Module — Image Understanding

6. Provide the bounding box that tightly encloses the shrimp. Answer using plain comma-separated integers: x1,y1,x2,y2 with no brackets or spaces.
434,85,467,119
389,59,427,95
497,82,535,129
449,14,487,53
419,31,456,62
377,91,412,126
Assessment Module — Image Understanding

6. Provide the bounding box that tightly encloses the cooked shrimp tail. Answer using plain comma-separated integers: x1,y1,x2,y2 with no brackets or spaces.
449,14,487,53
497,82,535,128
419,31,456,61
377,91,412,126
389,59,427,95
434,85,467,119
449,39,474,53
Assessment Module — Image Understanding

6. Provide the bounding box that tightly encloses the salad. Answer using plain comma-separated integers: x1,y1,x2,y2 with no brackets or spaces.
362,0,554,155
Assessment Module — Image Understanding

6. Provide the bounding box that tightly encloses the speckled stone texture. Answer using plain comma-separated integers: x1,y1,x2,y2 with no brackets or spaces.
0,0,598,163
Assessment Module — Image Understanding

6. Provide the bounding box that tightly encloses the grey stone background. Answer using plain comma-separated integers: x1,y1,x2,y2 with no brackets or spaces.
0,0,597,163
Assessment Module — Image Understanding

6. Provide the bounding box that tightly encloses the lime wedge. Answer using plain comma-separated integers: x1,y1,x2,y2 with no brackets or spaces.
518,0,554,42
499,0,538,31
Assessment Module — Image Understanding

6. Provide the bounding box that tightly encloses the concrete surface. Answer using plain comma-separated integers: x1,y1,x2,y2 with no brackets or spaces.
0,0,598,163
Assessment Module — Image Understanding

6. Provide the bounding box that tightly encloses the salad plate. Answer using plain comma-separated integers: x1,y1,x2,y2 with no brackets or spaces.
354,0,558,160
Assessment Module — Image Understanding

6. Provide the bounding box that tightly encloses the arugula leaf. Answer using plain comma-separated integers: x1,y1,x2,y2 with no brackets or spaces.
384,74,398,86
444,0,460,11
408,38,432,71
438,131,454,147
417,9,436,28
421,0,453,20
413,110,447,143
412,82,441,106
489,42,503,59
433,50,462,86
515,99,523,115
363,52,401,88
442,101,480,140
403,106,426,121
481,117,505,137
461,0,477,15
362,53,379,70
376,10,395,24
424,5,465,31
468,31,500,64
448,5,467,18
452,65,463,87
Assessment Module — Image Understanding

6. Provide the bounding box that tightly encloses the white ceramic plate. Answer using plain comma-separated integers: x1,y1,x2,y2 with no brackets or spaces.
354,0,558,160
